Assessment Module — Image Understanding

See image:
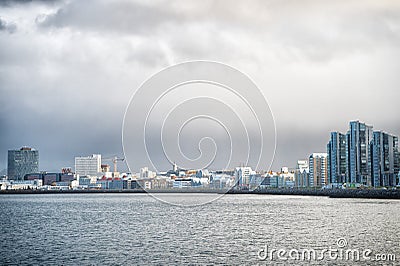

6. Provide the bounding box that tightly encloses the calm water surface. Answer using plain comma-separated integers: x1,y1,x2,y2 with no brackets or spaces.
1,193,399,265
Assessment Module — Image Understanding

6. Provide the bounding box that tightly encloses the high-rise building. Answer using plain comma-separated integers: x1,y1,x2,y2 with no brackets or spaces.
348,121,373,185
74,154,101,176
327,132,348,184
7,147,39,180
309,153,328,187
371,131,399,187
295,160,309,187
326,120,399,187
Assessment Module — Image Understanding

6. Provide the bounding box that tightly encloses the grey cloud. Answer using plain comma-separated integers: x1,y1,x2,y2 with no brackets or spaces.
37,0,180,34
0,17,17,33
1,0,399,172
0,0,60,7
35,0,400,63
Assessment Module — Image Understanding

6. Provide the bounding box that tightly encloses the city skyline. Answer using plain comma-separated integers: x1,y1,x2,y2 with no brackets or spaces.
3,119,399,192
1,0,400,172
1,2,400,265
3,119,399,176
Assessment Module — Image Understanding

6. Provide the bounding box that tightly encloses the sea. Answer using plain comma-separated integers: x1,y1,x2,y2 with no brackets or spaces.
1,193,399,265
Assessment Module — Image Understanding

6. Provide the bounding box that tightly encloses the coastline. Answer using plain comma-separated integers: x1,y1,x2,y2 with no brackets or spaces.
230,188,400,199
1,188,400,199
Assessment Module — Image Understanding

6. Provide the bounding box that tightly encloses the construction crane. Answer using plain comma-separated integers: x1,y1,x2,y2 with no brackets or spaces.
112,156,125,173
102,156,125,173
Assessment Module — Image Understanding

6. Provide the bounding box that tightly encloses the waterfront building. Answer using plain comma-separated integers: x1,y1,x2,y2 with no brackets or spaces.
260,173,277,188
234,166,253,188
108,178,123,189
60,173,75,182
296,168,309,188
172,178,191,188
74,154,101,176
249,173,263,189
24,173,43,180
371,131,399,187
140,167,156,179
309,153,328,187
43,173,59,185
196,169,210,178
281,167,289,174
78,176,97,186
327,132,348,185
0,180,9,190
326,120,400,188
2,179,42,190
151,176,172,189
348,121,373,186
101,164,110,172
100,164,113,178
7,147,39,180
294,160,309,187
279,170,295,188
25,172,76,185
209,174,233,189
260,172,287,188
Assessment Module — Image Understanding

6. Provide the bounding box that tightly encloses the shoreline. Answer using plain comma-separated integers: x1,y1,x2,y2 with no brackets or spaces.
0,188,400,199
231,188,400,199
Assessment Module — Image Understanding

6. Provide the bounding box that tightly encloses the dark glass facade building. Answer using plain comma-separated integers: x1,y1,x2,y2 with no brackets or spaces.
348,121,373,186
371,131,399,187
327,132,348,184
7,147,39,180
326,121,399,187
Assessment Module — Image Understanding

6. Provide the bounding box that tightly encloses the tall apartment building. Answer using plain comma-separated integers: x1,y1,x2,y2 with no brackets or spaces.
348,121,373,186
327,132,348,184
371,131,399,187
309,153,328,187
7,147,39,180
74,154,101,176
326,120,399,187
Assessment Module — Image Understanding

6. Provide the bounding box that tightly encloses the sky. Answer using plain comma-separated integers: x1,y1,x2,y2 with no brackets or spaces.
1,0,399,173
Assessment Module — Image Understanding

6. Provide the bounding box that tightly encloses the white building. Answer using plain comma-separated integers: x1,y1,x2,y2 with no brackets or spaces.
295,160,309,187
140,167,156,178
75,154,101,177
1,179,43,190
234,166,254,187
173,179,191,188
297,160,309,172
281,167,289,174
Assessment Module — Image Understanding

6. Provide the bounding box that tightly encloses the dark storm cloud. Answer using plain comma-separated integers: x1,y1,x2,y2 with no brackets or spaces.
36,0,180,34
0,0,59,7
35,0,400,63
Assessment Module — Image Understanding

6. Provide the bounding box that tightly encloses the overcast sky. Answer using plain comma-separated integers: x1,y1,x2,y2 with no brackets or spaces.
1,0,399,173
